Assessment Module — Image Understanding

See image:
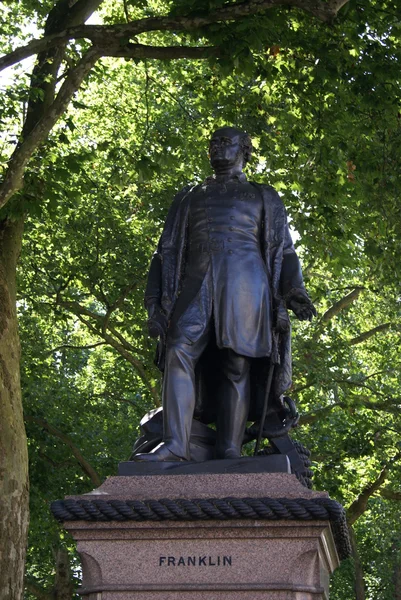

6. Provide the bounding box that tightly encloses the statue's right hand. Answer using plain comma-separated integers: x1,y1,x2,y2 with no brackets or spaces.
147,304,168,339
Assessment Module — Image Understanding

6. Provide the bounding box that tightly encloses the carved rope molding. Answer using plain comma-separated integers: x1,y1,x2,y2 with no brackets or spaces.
51,495,351,560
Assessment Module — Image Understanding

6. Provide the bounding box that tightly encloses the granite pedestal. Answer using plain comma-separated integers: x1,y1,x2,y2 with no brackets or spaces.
53,460,348,599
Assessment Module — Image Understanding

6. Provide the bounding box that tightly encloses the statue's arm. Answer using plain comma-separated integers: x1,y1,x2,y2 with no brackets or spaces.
144,239,167,338
144,185,193,337
257,182,316,326
281,225,304,296
144,240,162,311
281,222,316,321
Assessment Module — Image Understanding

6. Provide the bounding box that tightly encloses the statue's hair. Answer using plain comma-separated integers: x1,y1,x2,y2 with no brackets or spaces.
239,133,253,164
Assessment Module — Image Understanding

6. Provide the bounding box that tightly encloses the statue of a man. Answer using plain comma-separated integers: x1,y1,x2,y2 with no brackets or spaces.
135,126,315,462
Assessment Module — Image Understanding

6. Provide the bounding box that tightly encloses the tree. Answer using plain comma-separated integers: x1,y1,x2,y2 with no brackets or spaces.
1,0,401,597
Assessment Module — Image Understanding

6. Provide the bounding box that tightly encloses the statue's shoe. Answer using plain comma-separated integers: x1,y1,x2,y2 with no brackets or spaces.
215,448,241,460
132,442,187,462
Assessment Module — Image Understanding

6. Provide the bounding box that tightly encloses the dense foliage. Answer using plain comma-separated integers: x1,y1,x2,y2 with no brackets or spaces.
1,1,401,598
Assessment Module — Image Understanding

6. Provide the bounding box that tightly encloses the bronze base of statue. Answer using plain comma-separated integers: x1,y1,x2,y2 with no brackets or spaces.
119,454,291,476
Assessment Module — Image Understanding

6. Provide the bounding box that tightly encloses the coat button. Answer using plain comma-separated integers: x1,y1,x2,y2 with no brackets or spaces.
228,237,232,241
229,226,234,231
228,250,233,254
230,216,235,220
231,205,235,209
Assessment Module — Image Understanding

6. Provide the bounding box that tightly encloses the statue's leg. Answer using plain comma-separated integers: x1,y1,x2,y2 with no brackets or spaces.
162,327,211,460
215,350,251,459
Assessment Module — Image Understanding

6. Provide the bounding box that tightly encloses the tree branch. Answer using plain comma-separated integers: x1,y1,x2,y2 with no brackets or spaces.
349,322,391,346
347,461,398,525
123,0,131,23
300,394,400,425
1,0,104,74
45,0,106,34
22,0,105,137
98,328,160,406
98,43,219,60
56,298,160,405
299,403,342,425
24,415,102,487
334,378,387,398
56,298,142,357
91,391,140,409
381,488,401,501
24,580,52,600
0,46,101,209
0,0,350,72
37,450,75,469
321,287,364,323
45,341,106,355
108,280,139,312
0,0,349,208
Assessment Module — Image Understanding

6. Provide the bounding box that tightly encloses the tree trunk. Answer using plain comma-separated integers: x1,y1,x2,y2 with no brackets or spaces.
0,216,29,600
54,547,74,600
394,548,401,600
24,546,73,599
350,527,366,600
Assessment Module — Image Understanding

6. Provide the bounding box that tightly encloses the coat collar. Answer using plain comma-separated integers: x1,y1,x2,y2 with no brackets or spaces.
203,172,247,185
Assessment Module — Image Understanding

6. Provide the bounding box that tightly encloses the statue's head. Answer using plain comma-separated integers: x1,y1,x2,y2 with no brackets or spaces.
209,127,252,172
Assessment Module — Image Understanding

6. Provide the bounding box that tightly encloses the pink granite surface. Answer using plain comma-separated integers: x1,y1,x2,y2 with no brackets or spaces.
102,592,322,600
67,519,337,599
69,472,327,501
79,536,317,586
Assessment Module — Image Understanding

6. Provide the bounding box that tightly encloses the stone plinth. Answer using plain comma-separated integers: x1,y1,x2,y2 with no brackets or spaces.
53,470,350,600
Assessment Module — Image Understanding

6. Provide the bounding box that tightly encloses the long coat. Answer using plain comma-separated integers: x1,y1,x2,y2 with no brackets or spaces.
145,180,307,422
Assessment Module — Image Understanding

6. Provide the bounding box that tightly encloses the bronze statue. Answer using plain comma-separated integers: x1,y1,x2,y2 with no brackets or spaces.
134,127,316,463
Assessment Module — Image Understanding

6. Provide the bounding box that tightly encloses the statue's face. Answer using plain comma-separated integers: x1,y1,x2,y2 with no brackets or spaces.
209,127,244,170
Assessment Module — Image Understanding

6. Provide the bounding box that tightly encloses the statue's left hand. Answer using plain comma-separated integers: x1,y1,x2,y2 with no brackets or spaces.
147,303,168,339
286,289,317,321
